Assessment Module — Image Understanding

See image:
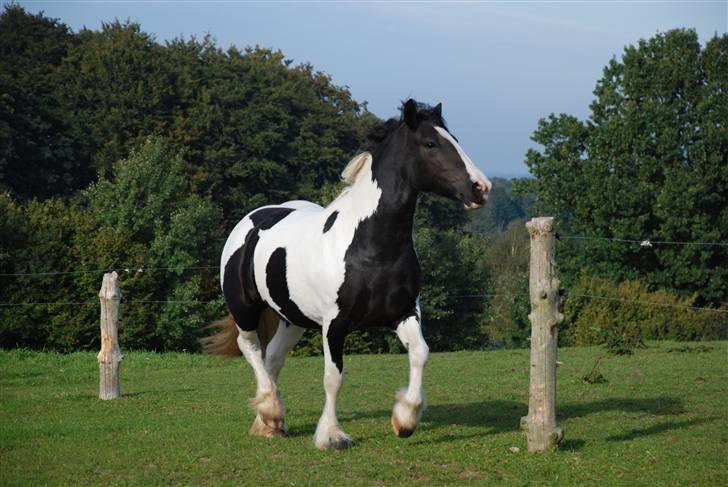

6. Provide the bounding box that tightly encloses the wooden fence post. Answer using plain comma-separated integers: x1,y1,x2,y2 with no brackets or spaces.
98,271,122,400
521,217,563,452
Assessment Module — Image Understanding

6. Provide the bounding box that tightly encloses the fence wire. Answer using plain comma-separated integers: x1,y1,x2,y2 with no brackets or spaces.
2,292,725,313
1,235,725,313
557,234,728,247
0,265,218,278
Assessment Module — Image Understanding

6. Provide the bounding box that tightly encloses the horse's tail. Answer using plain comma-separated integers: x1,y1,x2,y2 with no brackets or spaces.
202,315,241,356
202,307,280,357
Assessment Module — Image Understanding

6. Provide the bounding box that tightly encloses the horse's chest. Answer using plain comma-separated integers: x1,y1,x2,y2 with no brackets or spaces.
337,251,421,330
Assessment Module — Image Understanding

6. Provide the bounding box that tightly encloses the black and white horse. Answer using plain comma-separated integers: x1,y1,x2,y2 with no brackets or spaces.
206,99,491,450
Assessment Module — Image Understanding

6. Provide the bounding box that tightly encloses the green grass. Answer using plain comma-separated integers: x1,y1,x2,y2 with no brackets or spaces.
1,342,726,485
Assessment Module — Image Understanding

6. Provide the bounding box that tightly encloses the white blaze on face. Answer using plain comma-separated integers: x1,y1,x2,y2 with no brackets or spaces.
434,126,492,199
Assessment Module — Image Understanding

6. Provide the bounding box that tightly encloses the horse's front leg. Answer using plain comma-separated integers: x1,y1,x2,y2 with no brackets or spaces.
392,307,429,438
314,323,352,450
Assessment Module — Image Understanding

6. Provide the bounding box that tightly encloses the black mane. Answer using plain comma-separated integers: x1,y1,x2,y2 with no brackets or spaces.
365,100,448,150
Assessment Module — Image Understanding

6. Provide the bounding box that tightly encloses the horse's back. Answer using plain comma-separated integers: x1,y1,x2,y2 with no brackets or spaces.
220,200,328,330
220,200,324,283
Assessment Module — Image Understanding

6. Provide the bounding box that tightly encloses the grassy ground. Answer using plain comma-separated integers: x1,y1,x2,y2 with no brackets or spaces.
1,342,726,486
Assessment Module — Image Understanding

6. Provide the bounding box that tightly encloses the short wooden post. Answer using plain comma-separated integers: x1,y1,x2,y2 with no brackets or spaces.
521,217,563,452
98,271,122,400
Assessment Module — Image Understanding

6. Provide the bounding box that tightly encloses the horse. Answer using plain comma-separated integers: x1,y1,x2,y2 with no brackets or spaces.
205,99,491,450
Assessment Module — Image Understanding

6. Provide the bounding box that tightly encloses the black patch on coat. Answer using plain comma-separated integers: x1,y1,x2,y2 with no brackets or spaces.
323,190,421,374
265,247,319,330
222,207,296,332
222,228,263,332
323,211,338,233
249,206,296,229
326,321,348,373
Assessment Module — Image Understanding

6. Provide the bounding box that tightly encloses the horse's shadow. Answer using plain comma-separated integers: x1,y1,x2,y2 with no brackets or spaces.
290,395,710,450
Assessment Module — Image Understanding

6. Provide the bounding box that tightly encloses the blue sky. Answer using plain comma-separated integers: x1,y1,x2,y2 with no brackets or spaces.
17,1,727,178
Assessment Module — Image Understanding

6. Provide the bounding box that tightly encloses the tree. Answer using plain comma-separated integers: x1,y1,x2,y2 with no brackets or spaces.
167,43,369,227
55,20,177,179
0,5,86,199
519,29,728,306
481,221,531,348
84,138,224,350
0,139,225,351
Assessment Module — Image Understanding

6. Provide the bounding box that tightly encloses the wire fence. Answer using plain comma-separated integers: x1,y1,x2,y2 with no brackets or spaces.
1,235,726,312
2,292,725,313
0,265,218,278
556,233,728,248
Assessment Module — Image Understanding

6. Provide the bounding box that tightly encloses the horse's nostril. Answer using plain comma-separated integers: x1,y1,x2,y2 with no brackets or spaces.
473,181,487,194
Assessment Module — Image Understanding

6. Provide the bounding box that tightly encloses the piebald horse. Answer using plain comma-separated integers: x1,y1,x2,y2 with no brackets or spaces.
206,100,491,450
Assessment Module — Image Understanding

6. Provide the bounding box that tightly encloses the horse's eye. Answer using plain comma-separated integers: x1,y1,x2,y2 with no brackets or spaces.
424,141,436,149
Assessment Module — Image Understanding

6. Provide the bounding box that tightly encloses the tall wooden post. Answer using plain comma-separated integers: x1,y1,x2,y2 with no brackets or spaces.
98,271,122,400
521,217,563,452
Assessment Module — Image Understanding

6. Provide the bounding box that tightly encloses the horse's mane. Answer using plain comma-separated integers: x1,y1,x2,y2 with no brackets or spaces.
340,100,447,187
340,152,372,185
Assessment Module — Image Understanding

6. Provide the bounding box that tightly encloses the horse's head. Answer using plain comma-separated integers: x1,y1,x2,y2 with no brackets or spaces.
398,99,491,209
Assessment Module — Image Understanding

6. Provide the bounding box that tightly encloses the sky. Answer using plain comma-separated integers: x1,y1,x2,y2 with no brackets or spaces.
16,1,728,178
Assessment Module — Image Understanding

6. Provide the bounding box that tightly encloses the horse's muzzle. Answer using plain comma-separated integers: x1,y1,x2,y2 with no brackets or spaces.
463,180,490,209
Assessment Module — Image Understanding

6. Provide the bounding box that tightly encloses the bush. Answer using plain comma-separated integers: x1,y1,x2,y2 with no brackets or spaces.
562,275,725,346
0,139,225,352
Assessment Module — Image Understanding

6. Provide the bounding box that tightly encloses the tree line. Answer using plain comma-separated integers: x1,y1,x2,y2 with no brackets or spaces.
1,5,724,352
0,6,493,352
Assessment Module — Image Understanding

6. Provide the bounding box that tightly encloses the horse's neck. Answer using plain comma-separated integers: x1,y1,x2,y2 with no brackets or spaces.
335,150,418,251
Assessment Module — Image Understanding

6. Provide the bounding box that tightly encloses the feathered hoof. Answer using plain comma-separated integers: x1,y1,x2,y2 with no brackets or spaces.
249,413,288,438
391,390,424,439
249,390,287,438
324,435,353,451
391,414,415,438
314,424,352,450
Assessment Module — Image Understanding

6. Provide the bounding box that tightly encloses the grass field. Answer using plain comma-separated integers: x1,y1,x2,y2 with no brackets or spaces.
1,342,726,485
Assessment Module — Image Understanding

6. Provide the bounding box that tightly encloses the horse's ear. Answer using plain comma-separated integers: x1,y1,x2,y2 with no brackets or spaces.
403,99,419,131
433,103,442,118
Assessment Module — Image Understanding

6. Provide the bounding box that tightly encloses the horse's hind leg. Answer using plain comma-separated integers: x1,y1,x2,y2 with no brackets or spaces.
260,317,305,435
235,311,287,438
391,307,429,438
264,320,305,384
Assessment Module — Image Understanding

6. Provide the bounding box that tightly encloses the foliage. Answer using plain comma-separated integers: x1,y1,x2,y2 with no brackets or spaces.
0,5,87,199
415,225,490,352
469,178,534,235
0,194,89,349
581,356,609,384
603,333,645,356
4,7,720,353
2,344,727,484
1,6,370,229
518,29,728,306
561,274,725,347
157,41,369,227
83,138,225,350
0,140,225,351
481,221,531,348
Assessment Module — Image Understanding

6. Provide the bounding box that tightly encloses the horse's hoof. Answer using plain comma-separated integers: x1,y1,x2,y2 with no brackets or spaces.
264,425,288,438
328,436,353,450
249,414,287,438
391,415,415,438
315,428,352,450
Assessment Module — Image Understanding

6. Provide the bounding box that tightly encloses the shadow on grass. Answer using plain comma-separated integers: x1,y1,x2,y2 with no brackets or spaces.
282,401,525,441
560,396,687,419
606,417,715,442
289,395,693,447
